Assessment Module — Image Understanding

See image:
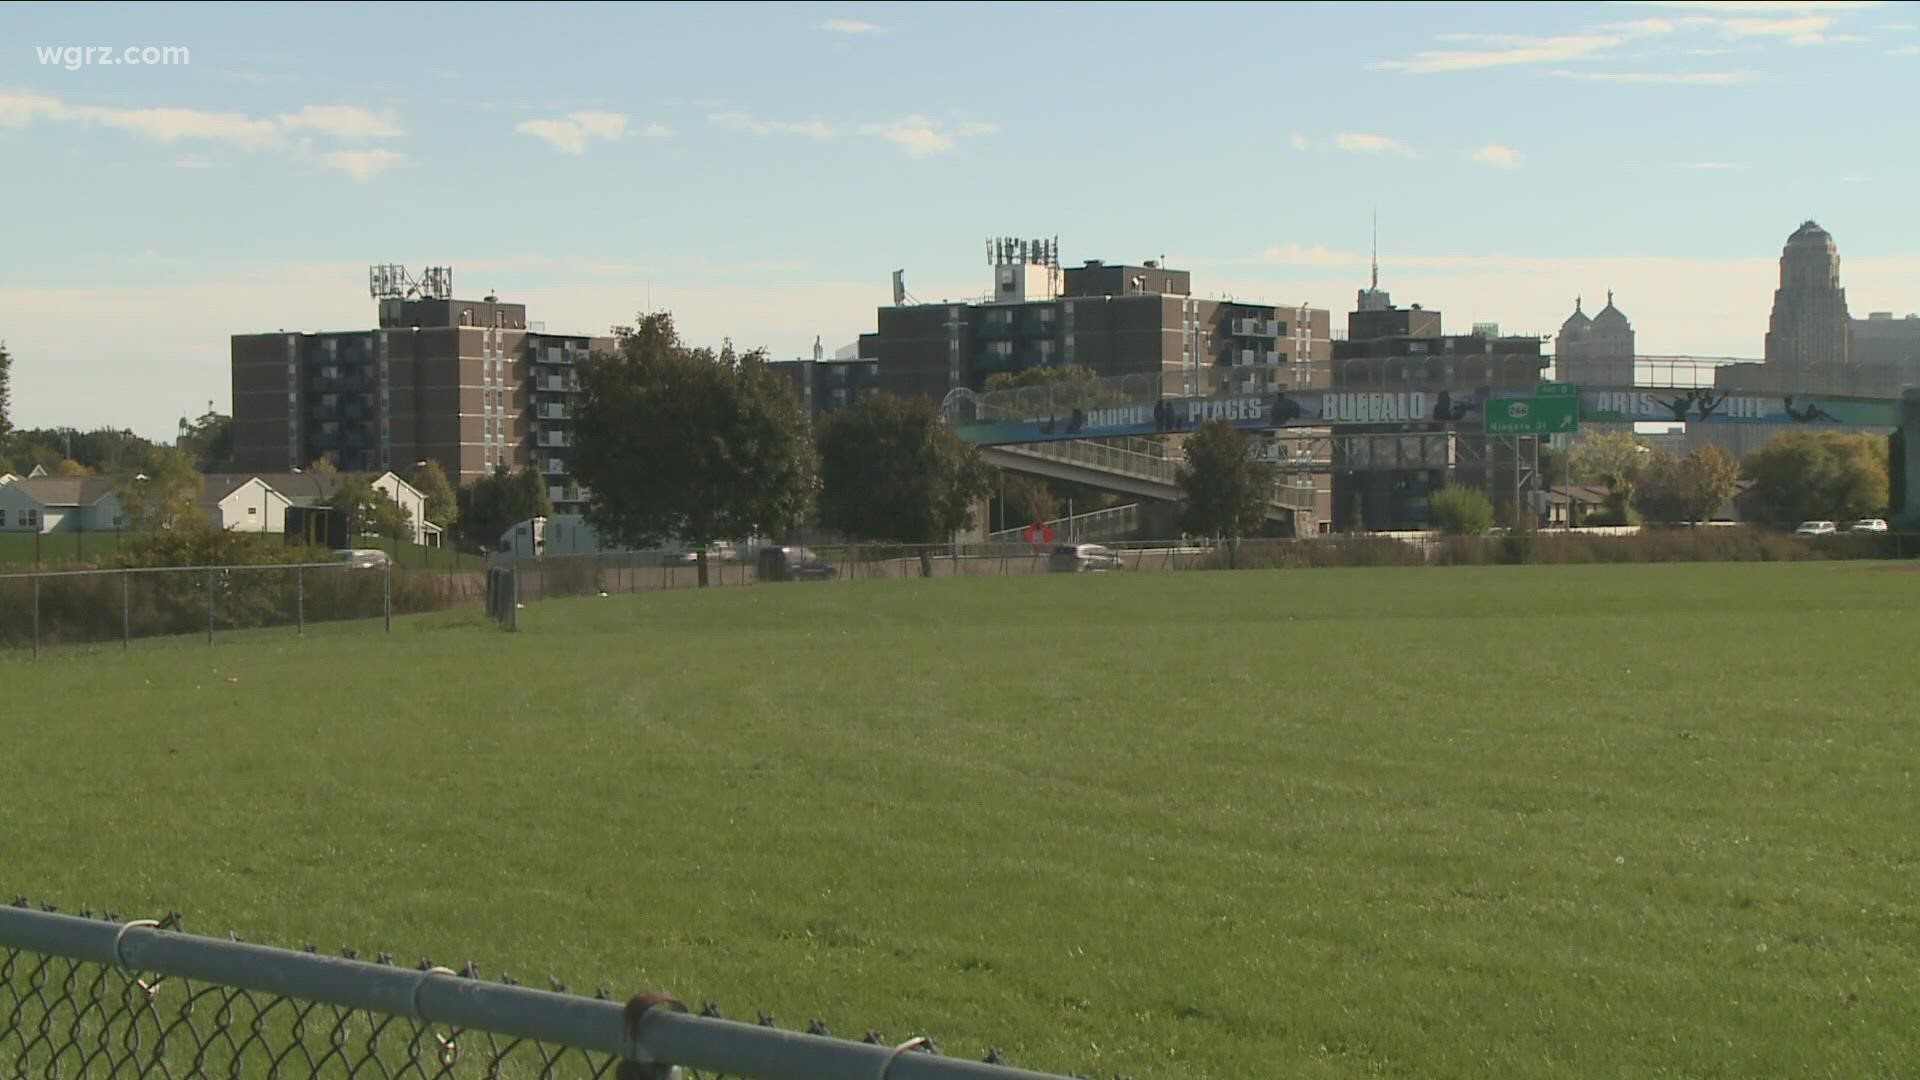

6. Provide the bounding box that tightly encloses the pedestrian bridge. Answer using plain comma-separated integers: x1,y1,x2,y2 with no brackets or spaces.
941,363,1903,448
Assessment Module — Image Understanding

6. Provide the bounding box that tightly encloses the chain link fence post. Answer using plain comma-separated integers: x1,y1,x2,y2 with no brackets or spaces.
510,561,520,632
295,564,305,636
121,570,130,651
206,569,216,646
384,558,393,633
31,575,40,658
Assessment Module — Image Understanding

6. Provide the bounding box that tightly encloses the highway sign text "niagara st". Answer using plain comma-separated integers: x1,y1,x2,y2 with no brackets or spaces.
1485,395,1579,435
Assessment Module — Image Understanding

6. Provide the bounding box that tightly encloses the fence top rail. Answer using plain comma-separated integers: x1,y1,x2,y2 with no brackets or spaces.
0,559,363,582
0,904,1079,1080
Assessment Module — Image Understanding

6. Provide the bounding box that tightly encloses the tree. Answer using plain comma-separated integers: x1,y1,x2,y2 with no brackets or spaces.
1633,445,1741,525
177,402,234,473
982,364,1100,392
329,474,412,541
1429,484,1494,535
0,340,11,441
997,472,1056,528
410,459,459,529
52,458,93,477
307,457,339,476
817,393,992,576
572,313,815,586
1571,430,1649,524
115,445,205,533
455,466,552,551
1175,419,1273,558
1741,431,1889,527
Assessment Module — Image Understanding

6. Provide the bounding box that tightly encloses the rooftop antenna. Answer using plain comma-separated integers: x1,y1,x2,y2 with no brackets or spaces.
1370,208,1379,292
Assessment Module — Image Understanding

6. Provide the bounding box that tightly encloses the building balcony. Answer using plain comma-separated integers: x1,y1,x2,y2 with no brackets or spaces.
308,432,341,450
536,403,569,420
1232,318,1282,338
1229,349,1283,366
532,346,574,366
536,429,571,448
536,376,577,393
540,457,570,476
975,320,1015,339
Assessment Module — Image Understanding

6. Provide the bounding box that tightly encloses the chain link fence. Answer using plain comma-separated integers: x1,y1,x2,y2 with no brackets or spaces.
0,561,485,657
485,529,1920,620
0,900,1098,1080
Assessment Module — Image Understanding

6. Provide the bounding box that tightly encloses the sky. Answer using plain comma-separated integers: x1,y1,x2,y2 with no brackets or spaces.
2,0,1918,439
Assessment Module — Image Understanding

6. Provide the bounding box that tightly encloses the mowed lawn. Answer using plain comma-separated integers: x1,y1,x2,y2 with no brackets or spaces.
4,564,1918,1078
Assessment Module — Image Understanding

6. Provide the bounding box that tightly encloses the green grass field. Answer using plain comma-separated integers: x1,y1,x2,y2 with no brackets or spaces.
4,564,1918,1077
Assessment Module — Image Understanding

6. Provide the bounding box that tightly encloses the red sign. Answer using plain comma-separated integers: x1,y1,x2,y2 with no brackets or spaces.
1022,521,1055,547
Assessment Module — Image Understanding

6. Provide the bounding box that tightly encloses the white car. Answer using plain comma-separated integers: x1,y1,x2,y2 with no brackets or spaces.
1793,520,1837,536
340,548,391,570
1848,518,1890,534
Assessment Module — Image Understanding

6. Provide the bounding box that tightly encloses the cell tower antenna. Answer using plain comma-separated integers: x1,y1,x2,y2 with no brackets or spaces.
1370,208,1379,292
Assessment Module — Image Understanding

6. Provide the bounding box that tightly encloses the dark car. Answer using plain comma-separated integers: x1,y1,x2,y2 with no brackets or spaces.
756,546,838,582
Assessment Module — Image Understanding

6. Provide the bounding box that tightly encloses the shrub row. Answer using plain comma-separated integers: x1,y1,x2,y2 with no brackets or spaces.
1197,528,1915,571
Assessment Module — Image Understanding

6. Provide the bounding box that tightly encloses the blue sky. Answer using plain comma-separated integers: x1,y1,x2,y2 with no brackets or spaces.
3,0,1918,437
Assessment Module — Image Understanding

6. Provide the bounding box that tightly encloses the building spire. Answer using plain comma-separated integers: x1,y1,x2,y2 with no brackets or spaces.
1370,208,1379,292
1607,288,1614,307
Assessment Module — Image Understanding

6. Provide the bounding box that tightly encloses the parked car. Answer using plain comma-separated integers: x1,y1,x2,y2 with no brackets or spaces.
678,542,739,564
1848,518,1890,534
755,546,837,581
1793,520,1837,536
340,548,391,570
1049,543,1123,573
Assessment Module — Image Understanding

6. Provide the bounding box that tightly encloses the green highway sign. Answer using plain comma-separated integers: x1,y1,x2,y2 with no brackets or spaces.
1485,395,1579,435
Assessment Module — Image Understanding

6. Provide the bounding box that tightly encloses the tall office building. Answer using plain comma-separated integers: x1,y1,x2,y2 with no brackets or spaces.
231,267,611,515
1764,220,1853,371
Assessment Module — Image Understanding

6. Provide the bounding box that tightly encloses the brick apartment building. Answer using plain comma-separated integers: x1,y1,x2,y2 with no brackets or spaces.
774,240,1331,413
230,269,611,515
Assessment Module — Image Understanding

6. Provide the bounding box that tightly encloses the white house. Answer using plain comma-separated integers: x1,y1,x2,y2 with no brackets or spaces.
201,471,438,546
0,477,123,533
200,475,293,533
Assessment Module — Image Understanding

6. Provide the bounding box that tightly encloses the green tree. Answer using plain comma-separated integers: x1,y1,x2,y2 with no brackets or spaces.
0,340,11,441
817,392,992,576
997,472,1057,529
307,457,339,476
982,364,1100,392
329,474,412,542
1175,419,1273,559
1741,431,1889,527
455,466,553,552
410,459,459,529
1429,484,1495,535
52,458,93,477
1571,430,1649,524
572,313,816,586
176,402,234,473
1634,445,1742,525
115,445,205,532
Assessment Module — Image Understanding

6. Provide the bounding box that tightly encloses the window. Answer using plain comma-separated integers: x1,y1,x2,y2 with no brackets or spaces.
247,507,258,516
26,510,39,529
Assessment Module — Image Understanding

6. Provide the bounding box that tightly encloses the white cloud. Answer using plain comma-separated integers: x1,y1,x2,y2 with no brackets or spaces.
820,18,884,33
0,89,416,168
859,115,998,157
710,111,837,139
1684,160,1742,169
515,111,630,153
167,157,223,170
1469,144,1523,168
1890,43,1920,54
276,105,404,140
1884,22,1919,31
1720,13,1834,39
1334,132,1421,158
1289,133,1309,152
1376,32,1624,73
323,147,406,180
1550,68,1758,83
639,121,675,138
